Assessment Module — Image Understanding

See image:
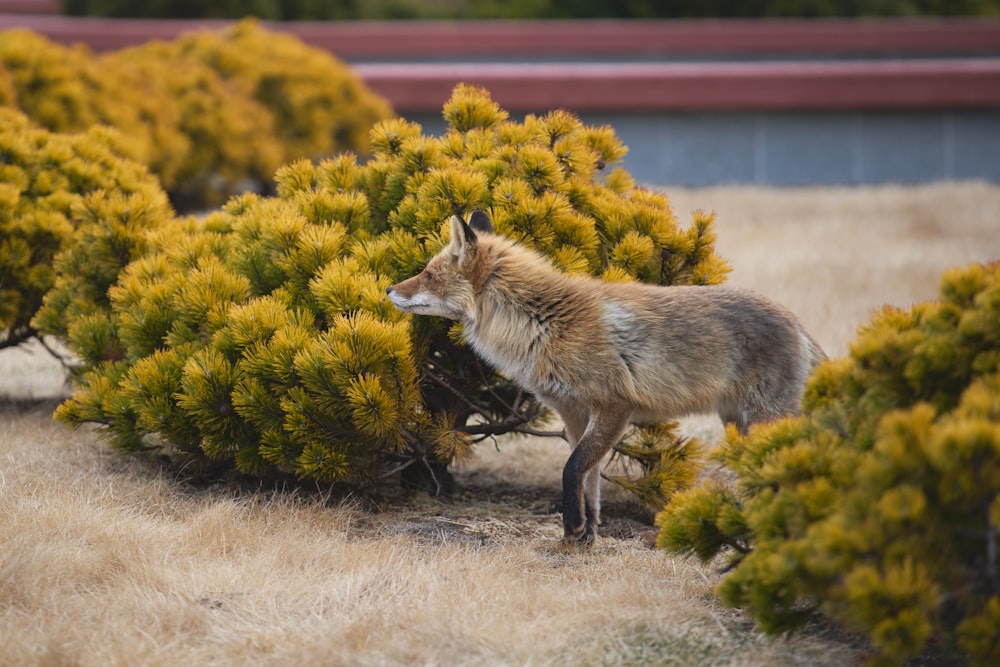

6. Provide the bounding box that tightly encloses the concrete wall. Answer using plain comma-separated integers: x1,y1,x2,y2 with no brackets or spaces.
582,110,1000,186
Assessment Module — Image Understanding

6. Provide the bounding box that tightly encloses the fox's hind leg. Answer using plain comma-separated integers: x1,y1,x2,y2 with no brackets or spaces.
560,406,630,546
719,383,806,435
717,397,750,435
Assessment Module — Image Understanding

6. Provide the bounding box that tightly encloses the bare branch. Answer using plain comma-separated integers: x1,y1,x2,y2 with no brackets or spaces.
35,336,77,367
457,414,565,440
422,365,496,423
0,327,34,350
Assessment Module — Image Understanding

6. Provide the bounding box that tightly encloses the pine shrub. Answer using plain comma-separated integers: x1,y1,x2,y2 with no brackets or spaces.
0,21,390,209
98,40,282,209
0,29,222,202
657,261,1000,666
0,108,169,350
41,85,723,500
149,19,392,169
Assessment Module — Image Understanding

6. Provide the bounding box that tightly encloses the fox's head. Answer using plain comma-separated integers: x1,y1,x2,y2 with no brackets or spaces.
385,210,494,321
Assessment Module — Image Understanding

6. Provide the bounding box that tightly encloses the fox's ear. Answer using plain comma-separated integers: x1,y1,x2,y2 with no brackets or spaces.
448,214,478,255
468,210,494,235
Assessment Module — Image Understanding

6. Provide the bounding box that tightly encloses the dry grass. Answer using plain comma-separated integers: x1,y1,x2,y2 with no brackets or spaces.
2,183,999,666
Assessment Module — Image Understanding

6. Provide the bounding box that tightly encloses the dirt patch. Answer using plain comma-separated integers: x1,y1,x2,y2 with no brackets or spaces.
337,464,656,548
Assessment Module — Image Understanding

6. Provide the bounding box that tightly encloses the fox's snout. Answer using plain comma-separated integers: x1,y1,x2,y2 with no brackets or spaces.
385,279,416,301
385,275,449,318
384,281,409,305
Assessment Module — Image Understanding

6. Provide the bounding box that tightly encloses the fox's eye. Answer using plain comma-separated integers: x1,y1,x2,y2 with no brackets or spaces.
423,271,434,281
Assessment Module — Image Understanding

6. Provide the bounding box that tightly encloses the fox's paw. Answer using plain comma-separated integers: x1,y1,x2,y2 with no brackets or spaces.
561,521,598,548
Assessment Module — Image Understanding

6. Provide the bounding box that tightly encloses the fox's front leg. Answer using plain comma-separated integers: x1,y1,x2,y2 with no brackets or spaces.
561,407,630,546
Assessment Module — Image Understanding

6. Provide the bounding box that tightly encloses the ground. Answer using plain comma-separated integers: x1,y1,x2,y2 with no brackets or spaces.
2,182,998,666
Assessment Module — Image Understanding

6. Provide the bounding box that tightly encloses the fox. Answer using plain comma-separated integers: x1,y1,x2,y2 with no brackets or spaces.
386,210,827,545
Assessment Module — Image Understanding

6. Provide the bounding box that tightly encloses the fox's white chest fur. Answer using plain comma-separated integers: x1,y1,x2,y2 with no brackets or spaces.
463,289,571,399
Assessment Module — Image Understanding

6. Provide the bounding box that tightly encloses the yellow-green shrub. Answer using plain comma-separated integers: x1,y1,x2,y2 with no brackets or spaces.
0,30,157,168
100,41,282,208
657,261,1000,666
0,108,170,349
0,30,93,129
0,59,17,107
151,19,391,165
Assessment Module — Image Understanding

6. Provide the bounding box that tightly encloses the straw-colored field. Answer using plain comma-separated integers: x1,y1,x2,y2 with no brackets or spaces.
2,182,998,666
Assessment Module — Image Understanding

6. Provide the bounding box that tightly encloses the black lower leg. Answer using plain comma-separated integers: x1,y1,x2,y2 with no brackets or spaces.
562,459,586,540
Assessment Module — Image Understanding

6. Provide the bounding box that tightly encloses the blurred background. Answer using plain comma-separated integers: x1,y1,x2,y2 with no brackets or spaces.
55,1,1000,21
3,0,998,187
